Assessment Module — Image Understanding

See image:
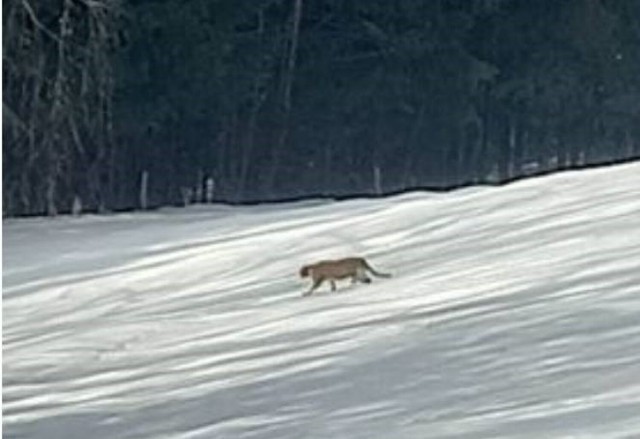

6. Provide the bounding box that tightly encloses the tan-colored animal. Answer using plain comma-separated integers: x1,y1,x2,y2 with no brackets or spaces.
299,256,391,296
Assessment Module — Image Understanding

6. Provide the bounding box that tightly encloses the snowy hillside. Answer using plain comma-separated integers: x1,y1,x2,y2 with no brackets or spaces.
3,162,640,439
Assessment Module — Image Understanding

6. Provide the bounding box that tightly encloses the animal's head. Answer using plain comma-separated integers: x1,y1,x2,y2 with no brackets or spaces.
299,265,310,278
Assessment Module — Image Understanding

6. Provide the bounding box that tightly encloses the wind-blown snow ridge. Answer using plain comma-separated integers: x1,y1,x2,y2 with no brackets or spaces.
3,162,640,438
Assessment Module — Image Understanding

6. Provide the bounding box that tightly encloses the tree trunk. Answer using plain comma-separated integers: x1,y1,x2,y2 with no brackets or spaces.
265,0,303,196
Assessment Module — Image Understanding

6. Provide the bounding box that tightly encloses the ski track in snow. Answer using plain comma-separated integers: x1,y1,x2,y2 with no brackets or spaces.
3,163,640,438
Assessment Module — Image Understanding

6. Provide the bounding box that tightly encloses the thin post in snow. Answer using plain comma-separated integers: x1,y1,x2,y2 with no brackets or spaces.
205,177,215,203
140,170,148,210
373,165,382,195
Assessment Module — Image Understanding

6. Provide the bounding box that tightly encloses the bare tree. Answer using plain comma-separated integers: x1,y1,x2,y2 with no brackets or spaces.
265,0,303,196
3,0,120,216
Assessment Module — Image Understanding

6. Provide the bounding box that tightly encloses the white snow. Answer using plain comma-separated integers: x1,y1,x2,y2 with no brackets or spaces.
3,162,640,438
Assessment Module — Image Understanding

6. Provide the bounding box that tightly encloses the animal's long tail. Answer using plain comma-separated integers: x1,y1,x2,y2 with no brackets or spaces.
364,260,391,278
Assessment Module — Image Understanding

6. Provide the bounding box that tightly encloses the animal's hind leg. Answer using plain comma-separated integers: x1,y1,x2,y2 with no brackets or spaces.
356,268,371,283
330,280,337,291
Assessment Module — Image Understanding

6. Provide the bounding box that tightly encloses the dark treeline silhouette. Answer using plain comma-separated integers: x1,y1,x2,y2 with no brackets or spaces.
4,0,640,216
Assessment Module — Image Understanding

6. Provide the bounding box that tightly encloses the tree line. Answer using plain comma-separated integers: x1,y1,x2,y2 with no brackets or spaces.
3,0,640,216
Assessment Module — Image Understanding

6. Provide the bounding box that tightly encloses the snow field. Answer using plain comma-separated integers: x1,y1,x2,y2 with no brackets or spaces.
3,162,640,438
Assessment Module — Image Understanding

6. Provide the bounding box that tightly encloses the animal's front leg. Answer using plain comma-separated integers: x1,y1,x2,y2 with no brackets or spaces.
330,280,336,291
303,278,324,296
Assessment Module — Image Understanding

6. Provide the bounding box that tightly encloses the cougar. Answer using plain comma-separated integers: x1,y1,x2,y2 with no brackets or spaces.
299,256,391,296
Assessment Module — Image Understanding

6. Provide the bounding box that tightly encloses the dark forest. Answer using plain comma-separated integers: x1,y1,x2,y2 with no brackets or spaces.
3,0,640,216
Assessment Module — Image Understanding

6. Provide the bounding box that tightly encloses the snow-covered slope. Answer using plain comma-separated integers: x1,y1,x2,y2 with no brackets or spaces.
3,162,640,439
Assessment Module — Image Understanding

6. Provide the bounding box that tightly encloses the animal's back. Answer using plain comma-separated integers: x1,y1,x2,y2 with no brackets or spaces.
313,257,364,279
